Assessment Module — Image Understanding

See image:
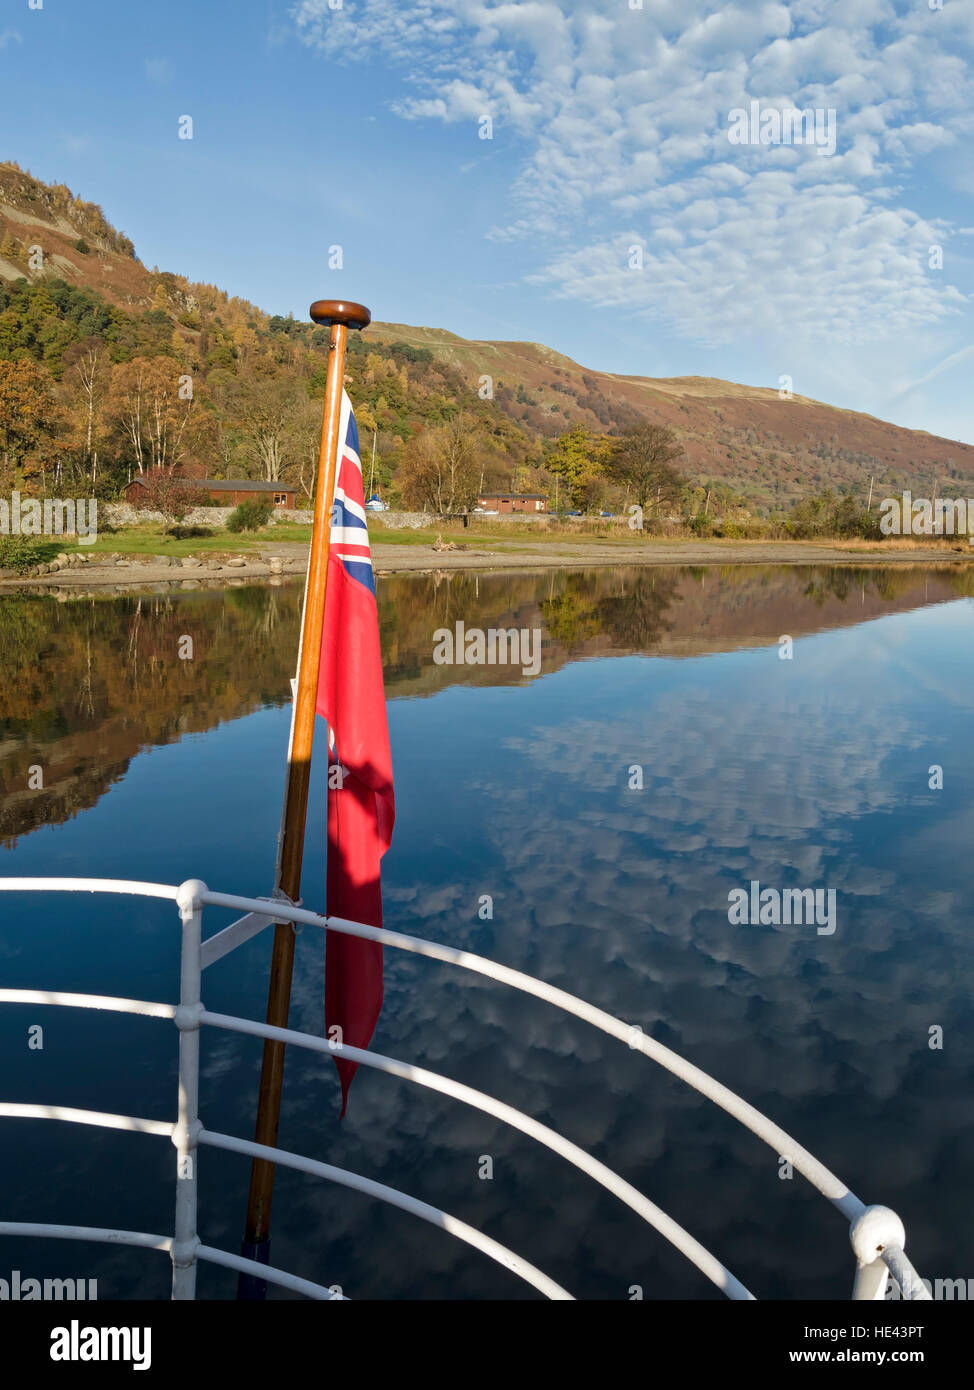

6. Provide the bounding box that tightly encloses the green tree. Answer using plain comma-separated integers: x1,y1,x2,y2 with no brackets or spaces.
546,426,612,510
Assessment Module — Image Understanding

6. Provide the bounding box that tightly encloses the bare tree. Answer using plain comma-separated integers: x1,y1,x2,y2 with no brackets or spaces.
240,376,304,482
605,423,685,512
109,358,196,474
398,416,482,513
289,395,324,501
64,341,103,483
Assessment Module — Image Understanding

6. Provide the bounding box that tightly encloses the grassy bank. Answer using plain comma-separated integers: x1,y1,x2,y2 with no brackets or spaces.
63,522,316,557
368,518,974,557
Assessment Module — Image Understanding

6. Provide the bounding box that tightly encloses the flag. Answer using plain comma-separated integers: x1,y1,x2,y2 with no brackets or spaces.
315,389,395,1115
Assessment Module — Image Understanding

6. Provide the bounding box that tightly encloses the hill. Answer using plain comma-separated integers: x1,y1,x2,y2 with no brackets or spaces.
365,322,974,508
2,159,973,512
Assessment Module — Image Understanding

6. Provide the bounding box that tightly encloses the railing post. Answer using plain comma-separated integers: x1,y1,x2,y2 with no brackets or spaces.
881,1243,933,1301
172,879,207,1300
849,1205,903,1301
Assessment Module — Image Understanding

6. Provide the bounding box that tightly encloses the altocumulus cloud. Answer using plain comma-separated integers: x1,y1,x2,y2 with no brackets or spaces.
293,0,973,348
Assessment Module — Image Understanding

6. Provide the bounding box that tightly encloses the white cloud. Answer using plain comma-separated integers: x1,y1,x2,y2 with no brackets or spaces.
884,121,957,159
293,0,974,349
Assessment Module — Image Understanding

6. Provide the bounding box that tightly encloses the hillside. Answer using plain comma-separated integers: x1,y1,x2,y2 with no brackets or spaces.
365,321,974,507
2,159,973,511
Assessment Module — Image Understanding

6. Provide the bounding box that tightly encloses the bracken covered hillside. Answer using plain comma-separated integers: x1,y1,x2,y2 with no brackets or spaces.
2,159,973,511
366,322,974,508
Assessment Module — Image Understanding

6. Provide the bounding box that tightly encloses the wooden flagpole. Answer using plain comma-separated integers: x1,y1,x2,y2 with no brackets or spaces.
239,299,371,1296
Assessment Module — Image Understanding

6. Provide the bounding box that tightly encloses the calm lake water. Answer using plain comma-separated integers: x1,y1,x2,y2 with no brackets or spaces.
1,564,972,1300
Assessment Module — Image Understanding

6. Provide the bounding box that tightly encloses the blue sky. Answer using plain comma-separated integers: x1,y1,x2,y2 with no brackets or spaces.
1,0,972,443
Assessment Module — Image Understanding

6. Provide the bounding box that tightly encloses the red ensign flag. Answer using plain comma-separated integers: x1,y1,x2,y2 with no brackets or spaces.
315,390,395,1115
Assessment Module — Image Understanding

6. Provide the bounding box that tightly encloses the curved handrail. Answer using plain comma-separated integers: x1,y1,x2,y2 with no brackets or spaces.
0,876,932,1301
202,1009,753,1300
0,877,180,900
0,990,750,1299
0,988,175,1020
204,886,865,1220
881,1246,932,1302
0,1101,172,1137
199,1129,573,1301
0,1103,570,1300
0,877,867,1219
0,1221,342,1300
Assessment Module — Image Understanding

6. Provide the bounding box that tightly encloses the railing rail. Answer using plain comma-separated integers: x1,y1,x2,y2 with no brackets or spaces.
0,876,932,1301
0,1220,344,1300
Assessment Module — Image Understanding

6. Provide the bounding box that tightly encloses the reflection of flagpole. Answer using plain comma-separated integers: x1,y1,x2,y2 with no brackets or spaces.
239,298,371,1297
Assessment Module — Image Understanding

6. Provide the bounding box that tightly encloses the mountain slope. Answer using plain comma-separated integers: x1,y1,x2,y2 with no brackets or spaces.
366,322,974,507
3,159,973,509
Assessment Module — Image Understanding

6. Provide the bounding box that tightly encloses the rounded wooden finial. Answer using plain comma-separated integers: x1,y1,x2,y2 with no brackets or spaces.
309,299,371,330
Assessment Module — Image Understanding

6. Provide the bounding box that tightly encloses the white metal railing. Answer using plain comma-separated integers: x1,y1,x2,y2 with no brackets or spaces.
0,876,932,1301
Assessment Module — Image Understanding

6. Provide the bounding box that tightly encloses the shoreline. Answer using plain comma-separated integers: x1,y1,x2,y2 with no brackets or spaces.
1,537,972,592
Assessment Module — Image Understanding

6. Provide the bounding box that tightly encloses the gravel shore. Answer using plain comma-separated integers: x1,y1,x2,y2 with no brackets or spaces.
1,537,971,591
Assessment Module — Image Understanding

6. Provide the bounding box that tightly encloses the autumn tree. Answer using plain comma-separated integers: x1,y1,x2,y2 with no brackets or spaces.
605,423,685,513
0,358,61,480
108,357,197,474
397,417,483,513
288,394,325,502
0,232,24,269
546,425,614,511
212,370,309,484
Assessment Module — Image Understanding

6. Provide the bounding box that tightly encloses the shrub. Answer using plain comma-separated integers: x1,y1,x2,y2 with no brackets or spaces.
74,238,91,254
166,525,213,540
783,492,883,541
0,535,56,573
226,498,273,532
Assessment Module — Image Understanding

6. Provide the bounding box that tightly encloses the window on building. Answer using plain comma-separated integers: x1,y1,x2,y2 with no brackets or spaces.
274,493,287,506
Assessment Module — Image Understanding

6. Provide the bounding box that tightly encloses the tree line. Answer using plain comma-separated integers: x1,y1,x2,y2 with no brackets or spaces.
0,271,888,537
0,270,693,515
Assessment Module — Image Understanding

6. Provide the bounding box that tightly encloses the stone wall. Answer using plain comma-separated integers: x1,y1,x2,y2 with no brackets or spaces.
102,503,441,530
468,512,552,524
101,504,616,532
369,511,435,530
105,503,232,527
103,503,313,528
